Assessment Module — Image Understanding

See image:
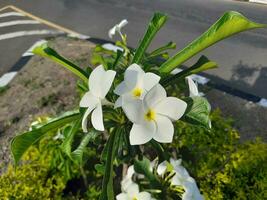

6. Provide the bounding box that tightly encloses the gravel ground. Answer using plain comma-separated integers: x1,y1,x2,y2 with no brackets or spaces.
0,37,95,172
0,36,266,173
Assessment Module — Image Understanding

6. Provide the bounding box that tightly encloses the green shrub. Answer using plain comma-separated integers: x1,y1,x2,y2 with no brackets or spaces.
0,147,65,200
200,139,267,200
171,109,267,200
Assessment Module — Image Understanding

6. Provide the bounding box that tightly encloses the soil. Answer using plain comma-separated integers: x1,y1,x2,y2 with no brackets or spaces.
0,37,95,172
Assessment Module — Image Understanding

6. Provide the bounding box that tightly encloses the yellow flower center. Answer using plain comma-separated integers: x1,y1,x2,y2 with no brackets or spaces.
144,109,156,121
132,87,143,98
132,196,138,200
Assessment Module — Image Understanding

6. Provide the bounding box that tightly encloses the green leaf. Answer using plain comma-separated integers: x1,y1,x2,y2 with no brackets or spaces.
71,130,99,164
160,55,217,86
181,97,211,129
11,110,80,165
61,119,81,159
132,12,168,64
33,43,88,82
148,41,176,58
100,129,122,200
134,156,161,189
159,11,266,73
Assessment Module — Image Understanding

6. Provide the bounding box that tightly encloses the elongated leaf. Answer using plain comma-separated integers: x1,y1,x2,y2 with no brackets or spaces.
134,156,161,189
11,110,80,165
159,11,266,73
71,130,99,164
181,97,211,129
161,55,217,86
61,119,81,159
100,129,122,200
148,41,176,58
132,12,168,64
33,43,88,82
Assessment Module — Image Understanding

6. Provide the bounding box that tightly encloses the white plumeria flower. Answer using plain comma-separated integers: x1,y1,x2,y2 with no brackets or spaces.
186,77,211,128
186,76,205,97
116,183,153,200
121,165,135,192
157,159,203,200
181,178,204,200
79,65,116,132
114,63,160,109
125,84,187,145
109,19,128,39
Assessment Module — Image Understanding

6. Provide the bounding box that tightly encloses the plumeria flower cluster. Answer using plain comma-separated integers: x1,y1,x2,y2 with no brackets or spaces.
79,63,187,145
116,166,155,200
158,159,204,200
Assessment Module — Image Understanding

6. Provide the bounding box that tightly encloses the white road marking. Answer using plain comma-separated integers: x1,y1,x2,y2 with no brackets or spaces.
0,12,24,18
22,39,47,57
68,33,90,40
0,30,63,41
257,98,267,108
0,20,40,28
0,72,17,87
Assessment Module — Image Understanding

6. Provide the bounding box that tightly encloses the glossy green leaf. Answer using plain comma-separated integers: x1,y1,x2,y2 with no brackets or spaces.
159,11,266,73
11,110,80,165
33,43,88,82
148,41,176,58
161,55,217,86
61,119,81,159
71,130,99,164
134,156,161,189
100,129,122,200
181,97,211,129
132,12,168,64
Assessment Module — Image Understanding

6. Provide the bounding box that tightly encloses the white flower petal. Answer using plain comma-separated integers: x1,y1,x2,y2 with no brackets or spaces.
116,193,128,200
126,183,139,197
82,104,98,133
89,65,116,98
114,82,128,95
89,65,105,97
101,69,116,98
125,64,144,90
114,96,123,108
144,84,166,109
187,77,199,97
118,19,128,28
126,165,135,178
155,97,187,121
154,115,174,143
130,121,155,145
108,26,116,39
79,91,99,108
122,95,144,123
91,104,104,131
157,161,168,176
143,72,160,92
136,192,152,200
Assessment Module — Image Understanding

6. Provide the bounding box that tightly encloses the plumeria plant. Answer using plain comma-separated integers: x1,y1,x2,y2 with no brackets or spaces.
11,11,265,200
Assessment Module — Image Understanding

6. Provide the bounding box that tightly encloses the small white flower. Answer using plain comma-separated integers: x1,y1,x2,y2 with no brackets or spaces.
114,63,160,109
158,159,204,200
186,77,199,97
125,84,187,145
186,76,205,97
116,183,153,200
109,19,128,39
79,65,116,132
182,178,204,200
121,165,135,192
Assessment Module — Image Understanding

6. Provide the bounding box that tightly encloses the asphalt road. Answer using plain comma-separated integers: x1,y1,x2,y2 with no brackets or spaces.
0,0,267,98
